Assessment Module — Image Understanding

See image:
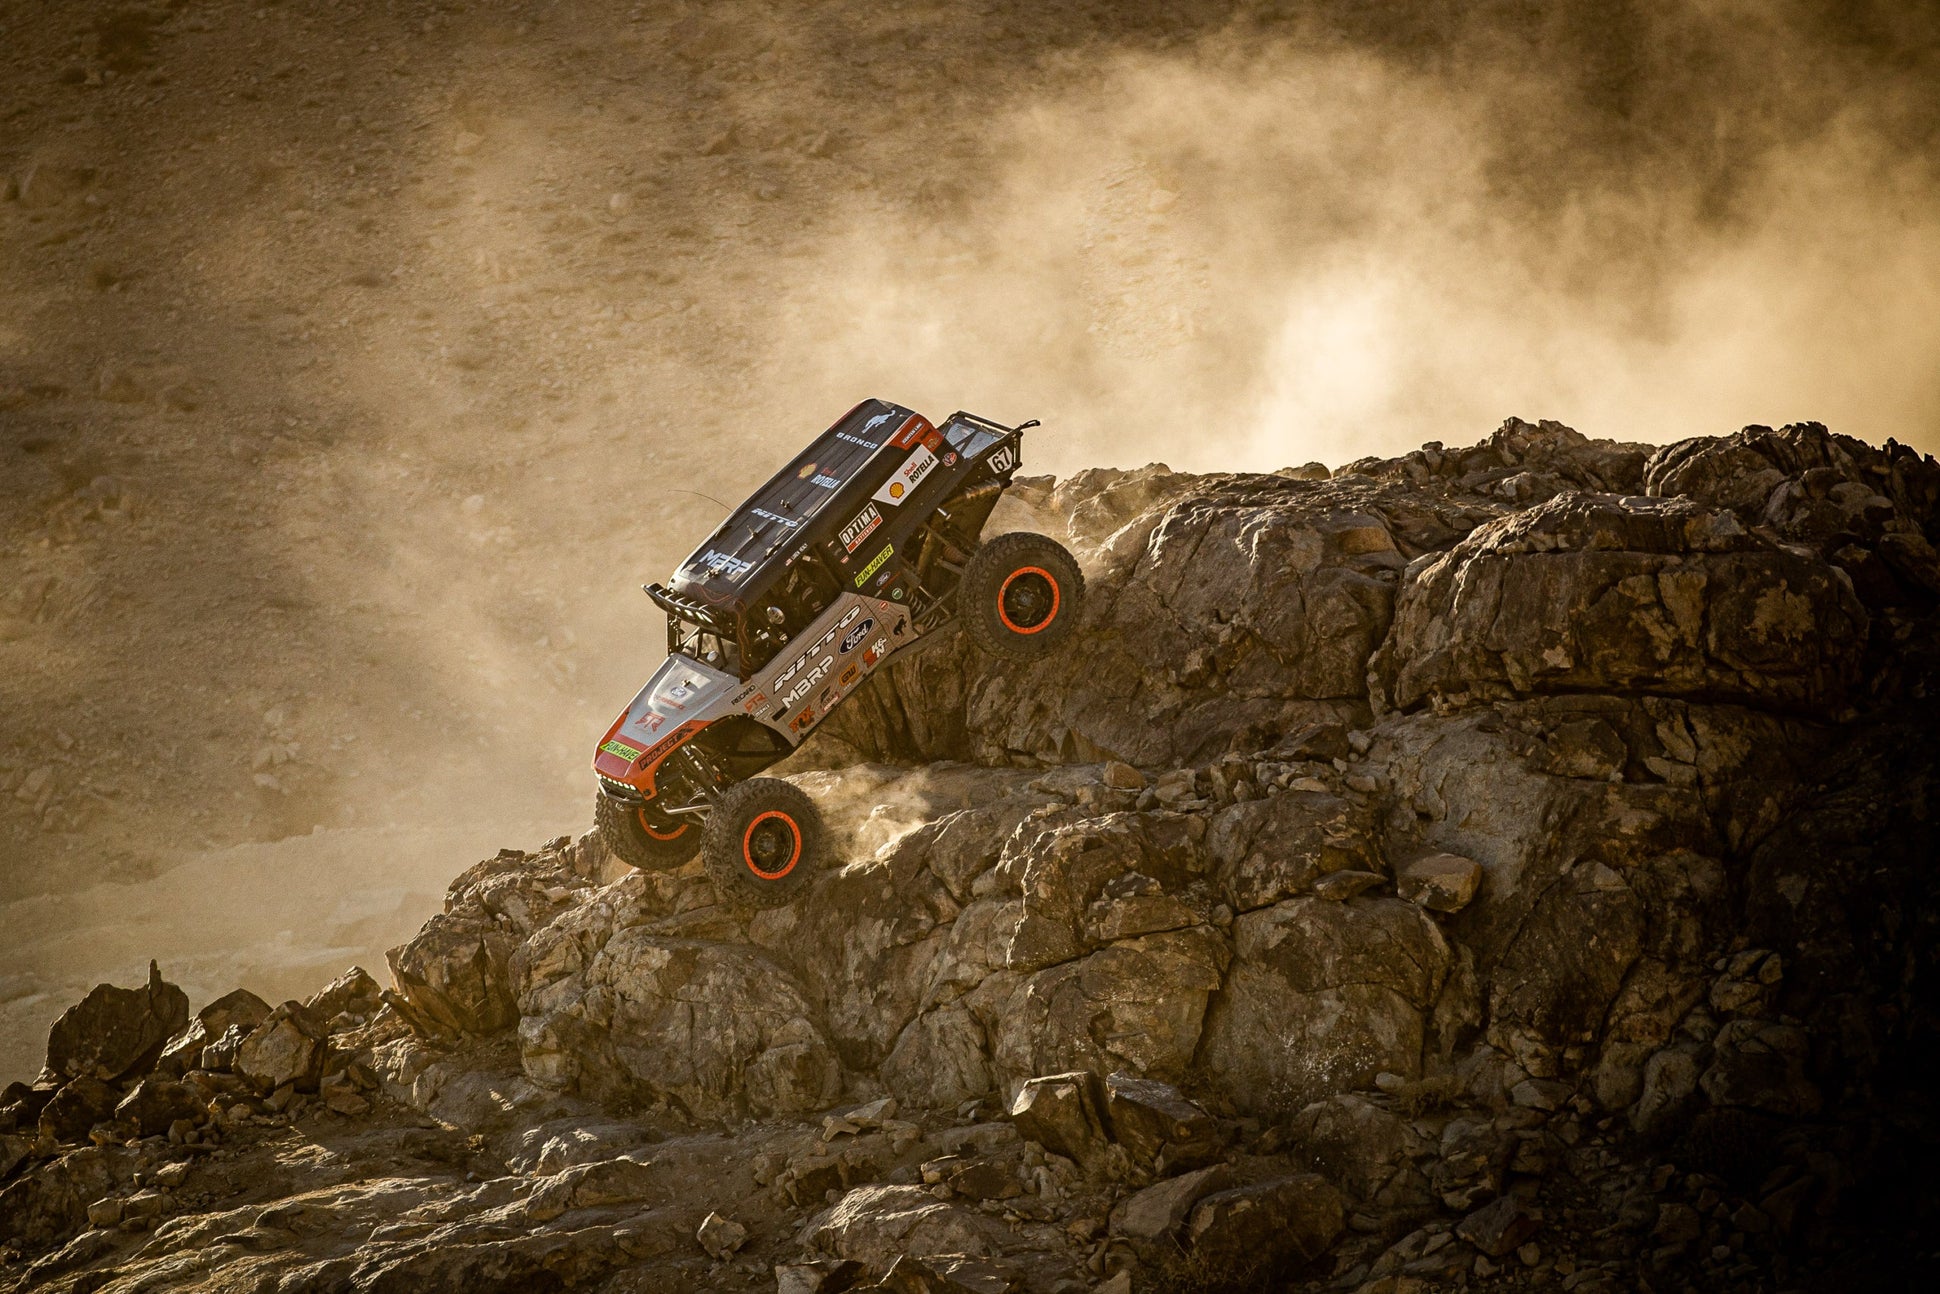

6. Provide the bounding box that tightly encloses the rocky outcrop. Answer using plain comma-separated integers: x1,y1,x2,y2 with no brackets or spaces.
40,962,187,1085
1372,492,1869,715
3,418,1935,1294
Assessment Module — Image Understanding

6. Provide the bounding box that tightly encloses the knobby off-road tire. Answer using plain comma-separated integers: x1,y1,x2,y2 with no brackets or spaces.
958,531,1085,661
700,777,823,909
594,788,701,871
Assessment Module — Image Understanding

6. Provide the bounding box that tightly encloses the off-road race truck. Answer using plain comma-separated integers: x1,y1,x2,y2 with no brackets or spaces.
591,399,1084,907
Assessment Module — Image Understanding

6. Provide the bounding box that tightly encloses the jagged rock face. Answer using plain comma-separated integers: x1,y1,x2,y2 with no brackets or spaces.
369,420,1935,1160
1371,492,1870,715
8,419,1936,1294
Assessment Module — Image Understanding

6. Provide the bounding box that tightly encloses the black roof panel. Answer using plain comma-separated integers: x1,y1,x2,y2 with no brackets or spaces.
669,399,928,613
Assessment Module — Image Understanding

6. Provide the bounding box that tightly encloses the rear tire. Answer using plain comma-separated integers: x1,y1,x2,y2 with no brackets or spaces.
958,531,1084,661
701,777,823,909
594,788,701,871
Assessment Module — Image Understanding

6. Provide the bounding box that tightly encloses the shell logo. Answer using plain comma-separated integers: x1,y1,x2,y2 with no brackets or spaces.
797,462,817,479
888,482,905,499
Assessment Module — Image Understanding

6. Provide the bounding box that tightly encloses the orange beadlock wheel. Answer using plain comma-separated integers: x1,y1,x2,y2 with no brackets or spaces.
702,777,823,908
741,809,802,880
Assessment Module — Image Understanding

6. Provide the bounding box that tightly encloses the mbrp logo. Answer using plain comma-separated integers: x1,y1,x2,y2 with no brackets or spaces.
840,618,875,654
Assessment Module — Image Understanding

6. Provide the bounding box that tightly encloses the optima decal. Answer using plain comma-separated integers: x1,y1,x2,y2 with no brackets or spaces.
853,543,894,588
872,446,937,506
840,503,882,553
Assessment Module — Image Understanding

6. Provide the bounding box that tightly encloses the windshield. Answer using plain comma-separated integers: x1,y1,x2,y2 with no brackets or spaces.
668,616,741,676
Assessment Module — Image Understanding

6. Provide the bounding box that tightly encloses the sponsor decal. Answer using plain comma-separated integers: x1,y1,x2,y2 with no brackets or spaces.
985,442,1019,475
840,618,876,654
810,474,842,489
835,430,877,448
839,663,860,689
697,549,754,582
599,739,643,762
750,506,799,529
781,655,835,708
789,707,816,733
943,451,958,466
887,413,934,449
854,542,895,588
922,429,945,452
840,503,882,553
797,461,818,479
740,690,768,715
872,445,937,506
889,585,904,601
861,636,887,667
874,568,895,589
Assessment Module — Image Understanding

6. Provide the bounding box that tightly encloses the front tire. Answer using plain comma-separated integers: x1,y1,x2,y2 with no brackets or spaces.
595,788,701,871
959,531,1084,661
700,777,823,909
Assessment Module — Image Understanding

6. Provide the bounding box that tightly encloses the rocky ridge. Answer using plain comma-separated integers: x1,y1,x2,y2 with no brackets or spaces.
3,419,1937,1293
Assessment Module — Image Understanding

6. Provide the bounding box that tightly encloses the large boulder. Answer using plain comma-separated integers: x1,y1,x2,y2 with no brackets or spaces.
1645,422,1940,593
517,929,840,1120
386,845,588,1037
1186,1174,1345,1272
1372,492,1869,716
114,1077,205,1138
803,1184,1002,1267
1199,897,1452,1116
235,1001,330,1094
42,962,189,1084
983,925,1228,1088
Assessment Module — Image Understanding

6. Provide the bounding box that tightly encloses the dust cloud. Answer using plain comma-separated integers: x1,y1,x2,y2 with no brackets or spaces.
755,14,1940,474
2,0,1936,1083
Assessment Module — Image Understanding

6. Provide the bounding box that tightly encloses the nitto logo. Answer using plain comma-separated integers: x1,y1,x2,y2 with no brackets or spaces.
840,619,875,654
840,503,882,553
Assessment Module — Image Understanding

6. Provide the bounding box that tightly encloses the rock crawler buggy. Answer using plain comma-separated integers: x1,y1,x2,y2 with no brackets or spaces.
591,400,1083,906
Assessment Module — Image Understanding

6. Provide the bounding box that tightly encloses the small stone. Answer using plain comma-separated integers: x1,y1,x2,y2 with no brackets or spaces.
86,1197,123,1228
1396,853,1483,913
1105,1072,1220,1171
696,1210,747,1258
1110,1164,1233,1238
1457,1196,1541,1258
236,1002,329,1094
1314,870,1385,902
1102,761,1145,790
1009,1071,1111,1169
1517,1242,1541,1267
1510,1079,1571,1111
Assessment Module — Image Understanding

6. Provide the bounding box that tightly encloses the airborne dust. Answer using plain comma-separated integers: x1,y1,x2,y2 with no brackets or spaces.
2,0,1936,1082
